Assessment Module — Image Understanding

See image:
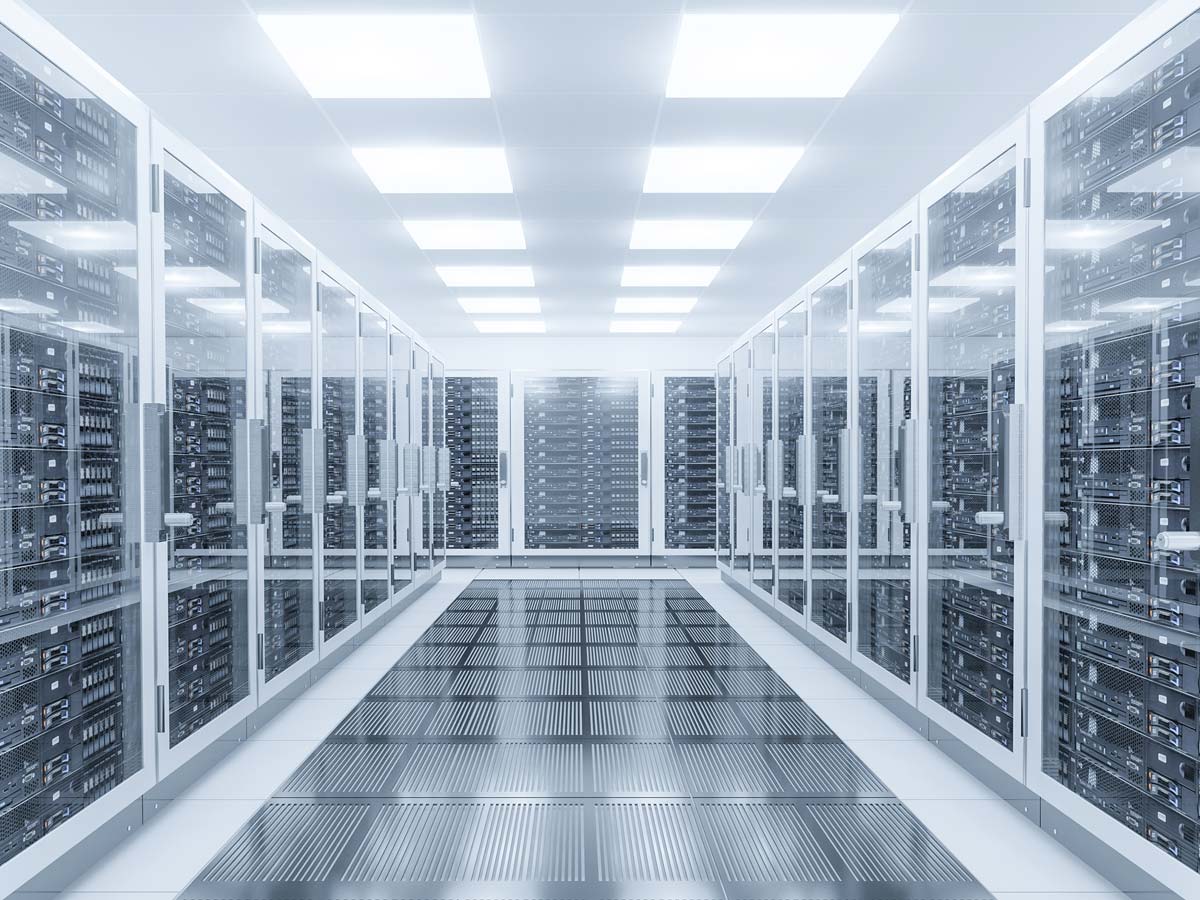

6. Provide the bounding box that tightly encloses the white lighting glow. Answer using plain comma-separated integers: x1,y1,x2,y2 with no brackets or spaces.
1045,319,1112,334
187,296,288,317
1038,218,1168,251
614,297,698,314
404,220,525,250
474,320,545,334
437,266,535,287
60,320,122,335
353,147,512,194
877,296,980,316
929,265,1016,289
629,219,753,250
621,266,719,288
610,320,682,334
842,319,911,334
458,297,540,314
146,266,243,291
259,14,490,99
667,13,899,98
643,147,805,193
0,297,57,316
262,320,311,334
9,219,137,252
1101,296,1193,313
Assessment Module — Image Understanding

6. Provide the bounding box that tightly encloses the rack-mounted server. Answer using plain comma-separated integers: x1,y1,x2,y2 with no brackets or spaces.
662,376,716,551
446,377,499,551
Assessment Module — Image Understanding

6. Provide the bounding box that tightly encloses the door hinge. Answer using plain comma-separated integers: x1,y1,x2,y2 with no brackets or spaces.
150,163,161,213
253,237,262,275
155,684,166,734
1020,687,1029,737
912,634,919,673
1022,157,1032,208
256,633,264,671
912,232,920,272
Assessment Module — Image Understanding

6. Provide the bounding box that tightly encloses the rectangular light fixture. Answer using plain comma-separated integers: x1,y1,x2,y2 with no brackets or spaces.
474,320,545,333
259,14,490,98
610,320,681,334
644,146,804,193
621,265,719,288
9,219,137,252
438,266,534,287
353,147,512,193
458,297,540,314
614,297,698,314
629,219,753,250
667,13,899,98
404,220,526,250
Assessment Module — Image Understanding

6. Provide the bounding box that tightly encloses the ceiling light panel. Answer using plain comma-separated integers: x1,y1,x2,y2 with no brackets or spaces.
667,14,899,98
644,147,804,193
353,147,512,193
458,297,541,314
621,266,719,287
437,266,535,287
610,320,682,334
259,14,490,99
404,220,526,250
475,320,545,333
614,297,698,314
630,219,753,250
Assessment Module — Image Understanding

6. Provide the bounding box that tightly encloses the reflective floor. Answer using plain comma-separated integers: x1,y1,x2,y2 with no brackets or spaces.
179,579,990,900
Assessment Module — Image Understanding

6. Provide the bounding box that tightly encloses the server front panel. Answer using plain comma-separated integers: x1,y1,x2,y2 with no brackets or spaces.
446,376,500,551
662,375,716,551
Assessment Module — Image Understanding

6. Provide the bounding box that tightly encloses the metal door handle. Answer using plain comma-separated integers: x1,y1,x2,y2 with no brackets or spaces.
499,450,509,487
347,434,367,507
300,428,325,514
640,451,649,486
837,427,849,513
142,402,168,542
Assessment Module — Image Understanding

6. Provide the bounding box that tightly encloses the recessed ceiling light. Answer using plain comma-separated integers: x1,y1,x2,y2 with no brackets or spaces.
259,14,489,98
667,13,899,98
352,147,512,193
475,320,545,334
630,220,753,250
458,297,541,314
621,266,719,288
404,220,526,250
614,297,698,314
437,266,535,287
644,147,805,193
610,320,682,334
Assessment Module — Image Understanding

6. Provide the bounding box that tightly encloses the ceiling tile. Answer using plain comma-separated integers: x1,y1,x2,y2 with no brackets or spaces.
655,99,836,145
145,92,341,149
508,148,646,193
496,95,660,147
320,100,503,146
816,92,1029,148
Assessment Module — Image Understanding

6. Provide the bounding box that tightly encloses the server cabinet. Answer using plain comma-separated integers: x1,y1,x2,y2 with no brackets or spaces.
808,259,853,658
716,356,733,567
430,356,447,570
919,124,1028,778
389,327,414,594
446,371,511,560
852,206,920,701
152,128,256,774
360,299,391,625
651,371,716,560
731,344,753,584
412,344,433,578
1029,4,1200,892
512,371,652,557
252,211,317,703
777,294,808,621
315,265,359,654
0,8,154,881
752,326,777,598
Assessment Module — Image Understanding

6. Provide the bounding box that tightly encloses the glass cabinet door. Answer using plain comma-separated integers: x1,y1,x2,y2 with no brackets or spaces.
732,343,753,584
927,148,1020,752
717,358,733,566
752,326,776,597
317,275,358,642
810,269,852,644
361,304,389,615
390,328,413,593
778,300,807,615
432,357,447,567
162,154,251,748
258,226,315,686
414,345,431,575
855,221,916,687
0,26,146,865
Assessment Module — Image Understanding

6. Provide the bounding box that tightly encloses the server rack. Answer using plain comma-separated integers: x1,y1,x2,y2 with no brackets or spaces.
511,371,652,558
731,344,754,585
0,6,155,883
918,122,1029,780
852,205,920,703
651,371,717,560
1029,3,1200,893
150,126,257,776
359,298,391,627
430,356,448,571
389,327,414,595
777,294,808,623
252,211,318,704
446,371,511,560
412,344,434,579
716,356,733,568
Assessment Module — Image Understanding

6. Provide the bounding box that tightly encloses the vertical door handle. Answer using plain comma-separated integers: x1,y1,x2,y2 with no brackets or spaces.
837,427,849,513
498,450,509,488
141,402,168,542
640,450,649,486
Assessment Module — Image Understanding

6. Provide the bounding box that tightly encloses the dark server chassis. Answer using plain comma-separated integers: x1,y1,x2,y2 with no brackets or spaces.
179,578,989,900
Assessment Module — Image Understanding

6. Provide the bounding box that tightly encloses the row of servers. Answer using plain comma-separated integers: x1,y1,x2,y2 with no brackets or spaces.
717,6,1200,896
443,373,716,559
0,13,447,891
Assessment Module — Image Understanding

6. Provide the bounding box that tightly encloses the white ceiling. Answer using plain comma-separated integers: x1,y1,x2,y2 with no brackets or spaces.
30,0,1153,339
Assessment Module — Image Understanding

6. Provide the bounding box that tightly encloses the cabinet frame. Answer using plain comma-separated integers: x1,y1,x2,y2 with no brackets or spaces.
652,369,718,560
446,369,513,561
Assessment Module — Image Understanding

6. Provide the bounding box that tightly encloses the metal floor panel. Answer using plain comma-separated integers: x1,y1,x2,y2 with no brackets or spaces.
179,578,993,900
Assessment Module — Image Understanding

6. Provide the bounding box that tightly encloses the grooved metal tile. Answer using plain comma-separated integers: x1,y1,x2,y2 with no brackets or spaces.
343,802,586,882
280,744,406,795
394,644,464,667
808,802,976,882
530,625,581,643
423,625,480,642
595,802,718,882
466,644,580,666
587,645,641,666
437,610,490,625
592,742,687,794
718,668,797,697
584,610,632,624
701,645,768,667
590,700,670,737
665,668,723,696
767,743,891,796
587,625,637,643
393,743,585,795
643,645,705,666
539,611,583,625
737,700,835,737
678,743,783,795
334,701,431,736
674,610,726,625
199,802,367,883
426,700,583,736
451,668,581,696
666,700,746,737
687,625,748,645
370,669,452,697
698,802,839,883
